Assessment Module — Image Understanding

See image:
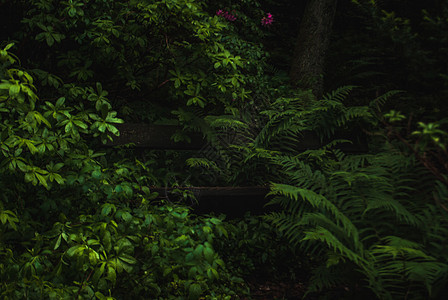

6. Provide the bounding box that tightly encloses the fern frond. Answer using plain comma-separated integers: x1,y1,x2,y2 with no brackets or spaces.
205,115,249,131
369,90,403,111
268,184,361,248
186,157,220,171
303,226,365,266
299,212,363,251
370,240,448,299
336,106,373,127
322,85,357,102
363,197,421,227
272,156,329,190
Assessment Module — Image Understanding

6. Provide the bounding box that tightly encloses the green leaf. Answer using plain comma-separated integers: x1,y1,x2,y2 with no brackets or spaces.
35,173,48,188
68,7,77,17
206,267,219,280
209,218,221,225
73,120,88,129
52,173,65,184
119,254,136,265
122,184,133,197
203,247,214,263
92,170,102,179
193,245,204,258
101,203,115,216
121,211,132,222
103,231,112,252
9,84,20,97
189,283,202,299
98,122,107,132
54,235,62,250
66,245,81,257
107,266,116,283
93,263,106,285
4,43,14,51
46,34,55,47
106,124,119,135
94,292,107,300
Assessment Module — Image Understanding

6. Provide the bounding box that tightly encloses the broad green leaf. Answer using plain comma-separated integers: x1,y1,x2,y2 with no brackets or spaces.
92,170,102,179
193,245,204,258
93,263,106,285
189,283,202,299
66,245,81,257
203,247,214,263
121,211,132,222
9,84,20,97
107,266,116,283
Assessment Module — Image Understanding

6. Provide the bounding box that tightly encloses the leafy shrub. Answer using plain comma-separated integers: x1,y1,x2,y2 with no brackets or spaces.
1,202,246,299
214,213,308,282
3,0,270,127
0,44,248,299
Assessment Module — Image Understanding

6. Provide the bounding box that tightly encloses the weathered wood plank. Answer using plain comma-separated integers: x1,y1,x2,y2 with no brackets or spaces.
151,186,272,217
107,124,368,152
108,124,205,149
151,186,270,198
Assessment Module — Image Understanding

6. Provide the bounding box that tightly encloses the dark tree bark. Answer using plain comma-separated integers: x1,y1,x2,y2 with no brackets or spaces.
289,0,338,98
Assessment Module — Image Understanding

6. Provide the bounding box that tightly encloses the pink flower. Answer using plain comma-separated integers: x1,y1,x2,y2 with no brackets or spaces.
216,9,237,21
227,14,236,21
261,13,274,26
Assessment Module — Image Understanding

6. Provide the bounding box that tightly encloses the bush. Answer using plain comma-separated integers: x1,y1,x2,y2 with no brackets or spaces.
0,44,248,299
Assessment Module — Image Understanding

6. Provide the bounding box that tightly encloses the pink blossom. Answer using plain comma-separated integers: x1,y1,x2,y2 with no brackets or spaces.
261,12,274,26
216,9,237,21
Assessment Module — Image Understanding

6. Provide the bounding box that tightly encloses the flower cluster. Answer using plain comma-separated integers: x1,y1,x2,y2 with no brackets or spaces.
216,9,237,21
261,13,274,26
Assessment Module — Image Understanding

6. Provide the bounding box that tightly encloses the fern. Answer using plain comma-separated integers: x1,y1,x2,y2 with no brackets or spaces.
198,85,448,298
204,115,249,131
186,157,220,171
259,90,448,298
303,226,365,266
322,85,357,102
369,90,403,111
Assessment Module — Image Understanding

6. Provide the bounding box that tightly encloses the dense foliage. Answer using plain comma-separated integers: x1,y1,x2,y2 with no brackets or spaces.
1,0,447,299
258,89,448,299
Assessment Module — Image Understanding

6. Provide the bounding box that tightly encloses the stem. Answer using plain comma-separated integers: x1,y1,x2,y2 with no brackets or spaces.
76,268,95,298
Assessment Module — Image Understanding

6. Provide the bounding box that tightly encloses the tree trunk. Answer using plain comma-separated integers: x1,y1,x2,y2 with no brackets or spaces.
289,0,338,98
